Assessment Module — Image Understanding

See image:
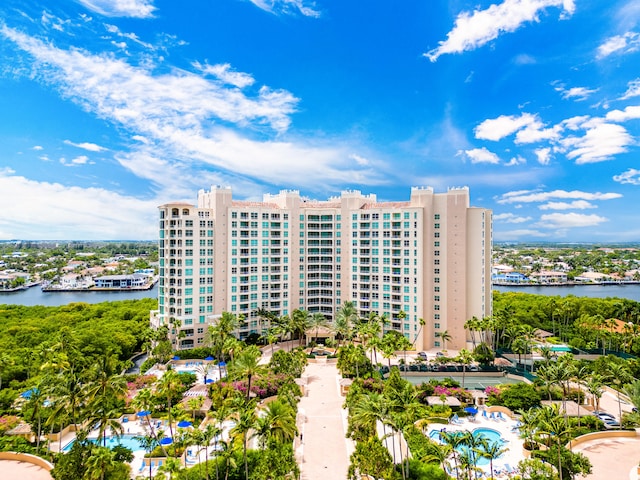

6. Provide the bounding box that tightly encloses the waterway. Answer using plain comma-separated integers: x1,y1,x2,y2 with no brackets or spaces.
0,283,158,307
493,283,640,302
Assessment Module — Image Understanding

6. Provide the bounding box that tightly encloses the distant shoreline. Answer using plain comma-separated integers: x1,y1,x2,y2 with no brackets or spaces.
493,281,640,287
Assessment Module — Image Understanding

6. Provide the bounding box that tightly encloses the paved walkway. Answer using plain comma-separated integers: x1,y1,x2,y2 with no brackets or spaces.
297,362,353,480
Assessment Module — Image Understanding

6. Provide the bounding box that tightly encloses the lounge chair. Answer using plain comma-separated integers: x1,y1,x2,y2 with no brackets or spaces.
497,411,506,421
482,410,488,418
489,412,495,420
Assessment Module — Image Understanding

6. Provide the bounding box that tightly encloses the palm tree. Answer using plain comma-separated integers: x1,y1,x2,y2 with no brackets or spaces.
350,391,389,449
262,398,297,444
536,405,575,480
476,439,508,480
436,330,452,352
457,348,474,389
464,316,481,349
85,446,116,480
229,397,258,480
157,456,184,480
439,430,467,476
335,301,358,346
419,441,452,476
135,434,159,480
229,345,265,401
307,312,330,353
291,309,311,347
217,438,237,480
187,395,205,421
201,423,222,480
86,404,124,447
585,374,604,412
0,353,14,391
606,362,632,421
157,369,184,439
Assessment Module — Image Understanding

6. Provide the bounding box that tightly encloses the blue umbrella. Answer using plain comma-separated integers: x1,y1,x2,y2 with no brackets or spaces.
205,378,214,384
160,437,173,446
464,407,478,415
136,410,151,417
205,356,214,361
177,420,193,428
218,361,226,367
172,356,181,361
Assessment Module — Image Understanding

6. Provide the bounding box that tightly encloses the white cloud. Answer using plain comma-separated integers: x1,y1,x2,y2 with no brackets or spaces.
0,170,157,239
539,200,596,210
534,147,551,165
493,212,532,223
32,145,43,150
613,168,640,185
555,85,598,101
64,139,107,152
0,23,389,197
560,121,633,163
505,155,526,166
513,53,536,65
605,105,640,122
495,228,549,239
349,154,370,166
538,212,608,228
192,62,255,89
248,0,321,18
497,189,622,204
76,0,156,18
621,79,640,100
460,147,500,164
562,115,590,131
104,24,154,50
474,113,538,141
596,31,640,59
514,119,561,144
424,0,575,62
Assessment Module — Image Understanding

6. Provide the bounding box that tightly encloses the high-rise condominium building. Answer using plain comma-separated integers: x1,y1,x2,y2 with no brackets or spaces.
150,186,492,352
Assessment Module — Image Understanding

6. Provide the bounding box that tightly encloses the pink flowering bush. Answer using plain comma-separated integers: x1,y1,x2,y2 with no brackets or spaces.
0,415,20,434
218,373,291,399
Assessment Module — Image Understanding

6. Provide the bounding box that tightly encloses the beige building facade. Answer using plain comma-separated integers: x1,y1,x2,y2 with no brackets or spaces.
150,186,492,351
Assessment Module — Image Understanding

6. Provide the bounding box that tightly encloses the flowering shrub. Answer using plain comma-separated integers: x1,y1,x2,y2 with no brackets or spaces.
0,415,20,434
219,373,292,399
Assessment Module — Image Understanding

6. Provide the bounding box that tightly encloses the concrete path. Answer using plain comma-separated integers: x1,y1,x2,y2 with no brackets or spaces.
297,362,353,480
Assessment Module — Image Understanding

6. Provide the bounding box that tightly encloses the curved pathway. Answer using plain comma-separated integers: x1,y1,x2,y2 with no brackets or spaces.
297,362,353,480
1,460,52,480
573,435,640,480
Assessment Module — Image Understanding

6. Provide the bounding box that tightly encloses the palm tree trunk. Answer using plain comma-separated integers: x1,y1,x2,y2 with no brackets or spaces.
243,433,249,480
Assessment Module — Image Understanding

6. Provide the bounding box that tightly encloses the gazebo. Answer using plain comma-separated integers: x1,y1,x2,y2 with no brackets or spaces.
305,326,335,345
425,396,462,408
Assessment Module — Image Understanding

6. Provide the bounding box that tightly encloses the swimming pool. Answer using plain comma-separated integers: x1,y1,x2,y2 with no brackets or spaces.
429,427,505,465
63,434,145,452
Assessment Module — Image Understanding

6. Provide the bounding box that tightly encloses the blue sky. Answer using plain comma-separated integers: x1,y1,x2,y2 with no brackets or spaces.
0,0,639,241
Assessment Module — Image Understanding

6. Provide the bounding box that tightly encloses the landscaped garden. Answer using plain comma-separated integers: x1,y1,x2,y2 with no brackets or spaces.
0,292,639,479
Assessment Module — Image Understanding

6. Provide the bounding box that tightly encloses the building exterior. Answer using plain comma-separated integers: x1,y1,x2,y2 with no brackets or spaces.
150,186,492,351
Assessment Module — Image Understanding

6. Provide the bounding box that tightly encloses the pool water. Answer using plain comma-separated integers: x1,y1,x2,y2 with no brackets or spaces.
429,427,505,465
63,434,145,452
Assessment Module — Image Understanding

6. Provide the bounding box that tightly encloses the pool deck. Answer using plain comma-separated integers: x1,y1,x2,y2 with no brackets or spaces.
426,410,525,477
